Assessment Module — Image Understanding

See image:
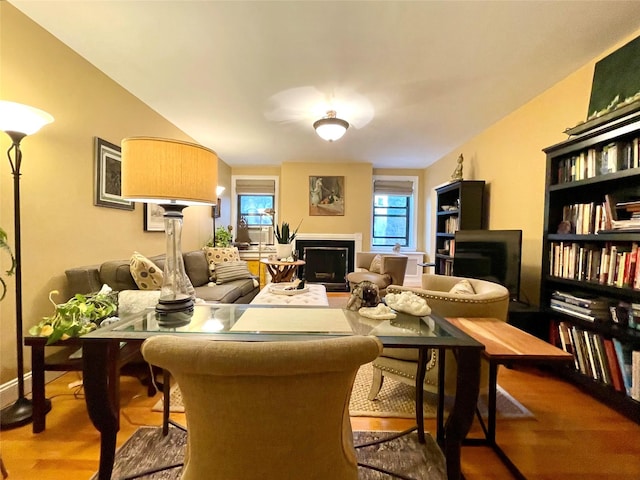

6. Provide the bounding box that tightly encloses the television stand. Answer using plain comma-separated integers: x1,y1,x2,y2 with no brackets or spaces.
507,300,548,341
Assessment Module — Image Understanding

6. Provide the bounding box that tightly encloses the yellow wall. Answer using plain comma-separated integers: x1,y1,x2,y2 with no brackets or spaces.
280,162,374,245
0,4,228,384
425,28,640,306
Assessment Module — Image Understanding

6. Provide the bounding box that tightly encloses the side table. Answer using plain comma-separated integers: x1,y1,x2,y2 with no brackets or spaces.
260,259,305,283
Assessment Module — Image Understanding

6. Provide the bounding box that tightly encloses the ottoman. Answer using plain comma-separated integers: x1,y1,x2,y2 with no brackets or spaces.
250,283,329,306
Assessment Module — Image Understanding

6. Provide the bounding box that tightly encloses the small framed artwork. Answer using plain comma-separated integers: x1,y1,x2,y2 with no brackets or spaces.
94,137,134,210
309,176,345,216
211,198,221,218
144,203,165,232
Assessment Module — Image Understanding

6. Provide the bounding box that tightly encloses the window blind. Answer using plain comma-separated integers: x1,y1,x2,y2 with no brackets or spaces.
235,179,276,194
373,180,413,195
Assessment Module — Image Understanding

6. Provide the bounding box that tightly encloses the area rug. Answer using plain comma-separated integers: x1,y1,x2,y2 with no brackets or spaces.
152,363,532,419
93,425,446,480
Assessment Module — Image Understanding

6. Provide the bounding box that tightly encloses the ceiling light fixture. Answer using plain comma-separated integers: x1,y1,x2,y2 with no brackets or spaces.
313,110,349,142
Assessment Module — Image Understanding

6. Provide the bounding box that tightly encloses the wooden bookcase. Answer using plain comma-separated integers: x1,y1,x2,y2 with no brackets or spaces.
434,180,485,275
541,109,640,423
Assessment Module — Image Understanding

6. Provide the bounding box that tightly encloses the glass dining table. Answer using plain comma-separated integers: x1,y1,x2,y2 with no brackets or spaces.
79,303,483,480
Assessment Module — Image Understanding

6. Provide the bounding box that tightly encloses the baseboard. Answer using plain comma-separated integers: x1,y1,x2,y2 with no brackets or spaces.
0,370,65,409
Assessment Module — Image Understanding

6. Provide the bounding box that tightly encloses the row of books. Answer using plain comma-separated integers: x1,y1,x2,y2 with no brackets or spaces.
559,201,608,234
549,241,640,289
442,216,459,234
555,138,640,184
556,321,640,401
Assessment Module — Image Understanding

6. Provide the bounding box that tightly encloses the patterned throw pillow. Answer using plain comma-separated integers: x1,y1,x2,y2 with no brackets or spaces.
215,260,254,285
369,254,383,273
203,247,241,281
449,279,476,295
130,252,163,290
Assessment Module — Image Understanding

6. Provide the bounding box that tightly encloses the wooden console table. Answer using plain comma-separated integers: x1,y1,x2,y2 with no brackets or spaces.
444,317,573,480
24,336,146,433
260,258,305,283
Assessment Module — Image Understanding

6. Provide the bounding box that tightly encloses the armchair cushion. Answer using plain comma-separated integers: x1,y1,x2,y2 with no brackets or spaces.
369,254,383,273
449,278,475,295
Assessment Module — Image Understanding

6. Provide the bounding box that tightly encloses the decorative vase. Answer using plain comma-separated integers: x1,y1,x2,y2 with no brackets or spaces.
275,243,293,260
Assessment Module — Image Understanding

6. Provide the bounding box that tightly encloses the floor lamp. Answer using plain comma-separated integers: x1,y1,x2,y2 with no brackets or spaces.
121,137,218,328
0,101,54,430
257,208,275,280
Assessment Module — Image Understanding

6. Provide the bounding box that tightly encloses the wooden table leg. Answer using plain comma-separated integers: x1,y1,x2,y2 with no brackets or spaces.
444,347,481,480
83,340,119,480
30,342,47,433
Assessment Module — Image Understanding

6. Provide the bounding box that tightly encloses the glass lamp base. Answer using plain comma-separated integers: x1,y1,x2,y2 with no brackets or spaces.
155,296,195,328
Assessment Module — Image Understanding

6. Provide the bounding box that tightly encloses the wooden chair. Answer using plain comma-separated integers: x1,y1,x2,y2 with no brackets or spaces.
141,335,382,480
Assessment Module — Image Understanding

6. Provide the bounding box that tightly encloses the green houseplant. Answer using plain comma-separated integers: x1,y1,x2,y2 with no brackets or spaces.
0,227,16,301
29,285,118,344
274,220,302,244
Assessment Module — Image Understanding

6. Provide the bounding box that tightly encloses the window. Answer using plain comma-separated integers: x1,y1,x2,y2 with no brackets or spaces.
232,176,279,245
372,177,417,249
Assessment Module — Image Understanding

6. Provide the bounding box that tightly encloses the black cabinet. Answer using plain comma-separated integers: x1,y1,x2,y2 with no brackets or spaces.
541,109,640,422
434,180,485,275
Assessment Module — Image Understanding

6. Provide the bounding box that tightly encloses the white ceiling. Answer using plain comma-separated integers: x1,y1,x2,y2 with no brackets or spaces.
11,1,640,169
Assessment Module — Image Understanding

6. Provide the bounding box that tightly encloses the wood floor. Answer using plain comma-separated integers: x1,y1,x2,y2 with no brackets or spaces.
1,294,639,479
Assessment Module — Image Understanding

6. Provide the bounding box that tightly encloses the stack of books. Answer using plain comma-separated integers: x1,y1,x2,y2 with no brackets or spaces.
550,291,611,323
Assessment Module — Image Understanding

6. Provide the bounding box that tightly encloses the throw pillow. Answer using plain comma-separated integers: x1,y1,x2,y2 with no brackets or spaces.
130,252,163,290
203,246,241,281
449,279,476,295
215,260,254,285
369,254,383,273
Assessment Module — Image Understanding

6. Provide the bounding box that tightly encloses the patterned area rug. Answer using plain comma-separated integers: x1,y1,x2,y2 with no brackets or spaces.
152,363,532,419
93,426,446,480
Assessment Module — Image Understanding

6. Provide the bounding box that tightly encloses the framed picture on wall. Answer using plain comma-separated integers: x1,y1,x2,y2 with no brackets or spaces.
144,203,165,232
309,176,344,216
94,137,134,210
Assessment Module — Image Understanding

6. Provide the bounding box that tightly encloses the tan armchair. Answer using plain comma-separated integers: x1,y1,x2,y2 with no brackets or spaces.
142,335,382,480
346,252,408,295
368,274,509,398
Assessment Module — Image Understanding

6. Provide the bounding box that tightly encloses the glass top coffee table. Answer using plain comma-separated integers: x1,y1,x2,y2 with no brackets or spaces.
80,303,483,480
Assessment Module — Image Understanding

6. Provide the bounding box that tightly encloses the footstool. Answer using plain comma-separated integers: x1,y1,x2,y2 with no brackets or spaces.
250,283,329,306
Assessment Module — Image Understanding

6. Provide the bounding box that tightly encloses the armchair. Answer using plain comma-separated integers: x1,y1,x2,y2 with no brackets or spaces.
368,274,509,399
346,252,408,295
141,335,382,480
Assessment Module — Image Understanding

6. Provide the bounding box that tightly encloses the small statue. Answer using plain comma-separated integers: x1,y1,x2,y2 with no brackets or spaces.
451,154,464,181
392,243,401,253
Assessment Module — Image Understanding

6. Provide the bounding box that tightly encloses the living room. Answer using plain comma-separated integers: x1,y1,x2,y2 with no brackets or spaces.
2,2,640,478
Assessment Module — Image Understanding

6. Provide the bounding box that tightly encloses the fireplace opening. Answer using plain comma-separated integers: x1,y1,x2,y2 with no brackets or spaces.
295,239,355,292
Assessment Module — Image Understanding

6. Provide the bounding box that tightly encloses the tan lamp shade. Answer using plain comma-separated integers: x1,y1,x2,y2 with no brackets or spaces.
121,137,218,205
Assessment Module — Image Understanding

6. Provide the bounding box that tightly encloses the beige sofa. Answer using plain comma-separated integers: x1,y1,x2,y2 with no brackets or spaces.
369,274,510,398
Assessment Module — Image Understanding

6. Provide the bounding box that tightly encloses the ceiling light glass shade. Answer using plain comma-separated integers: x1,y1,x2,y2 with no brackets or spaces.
0,101,54,136
121,137,218,205
313,111,349,142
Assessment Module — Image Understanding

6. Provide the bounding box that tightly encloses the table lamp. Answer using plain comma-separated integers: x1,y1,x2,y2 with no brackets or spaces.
0,100,54,430
121,137,218,327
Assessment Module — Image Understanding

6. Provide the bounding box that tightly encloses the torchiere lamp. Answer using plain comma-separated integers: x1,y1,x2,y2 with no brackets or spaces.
121,137,218,327
0,101,54,430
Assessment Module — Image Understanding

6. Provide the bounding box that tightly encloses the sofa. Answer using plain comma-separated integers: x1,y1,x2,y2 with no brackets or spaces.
65,249,259,305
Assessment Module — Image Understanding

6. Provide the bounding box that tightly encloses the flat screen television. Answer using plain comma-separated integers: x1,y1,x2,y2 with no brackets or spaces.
453,229,522,302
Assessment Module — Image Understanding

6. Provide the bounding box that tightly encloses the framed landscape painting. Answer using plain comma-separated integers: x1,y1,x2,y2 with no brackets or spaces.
309,176,345,216
94,137,134,210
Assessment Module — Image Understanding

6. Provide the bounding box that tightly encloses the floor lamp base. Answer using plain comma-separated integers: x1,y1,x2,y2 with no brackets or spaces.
0,396,53,431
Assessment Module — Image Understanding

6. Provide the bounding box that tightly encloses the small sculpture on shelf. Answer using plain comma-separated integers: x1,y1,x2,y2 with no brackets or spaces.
451,153,464,181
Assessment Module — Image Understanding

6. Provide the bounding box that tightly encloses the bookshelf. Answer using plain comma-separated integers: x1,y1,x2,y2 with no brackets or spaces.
541,109,640,422
434,180,485,275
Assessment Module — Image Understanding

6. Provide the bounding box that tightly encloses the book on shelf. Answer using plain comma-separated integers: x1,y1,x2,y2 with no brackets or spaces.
551,291,611,309
632,351,640,402
612,338,634,396
603,338,626,393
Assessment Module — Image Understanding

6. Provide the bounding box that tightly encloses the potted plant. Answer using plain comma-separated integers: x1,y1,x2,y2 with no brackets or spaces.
274,220,302,259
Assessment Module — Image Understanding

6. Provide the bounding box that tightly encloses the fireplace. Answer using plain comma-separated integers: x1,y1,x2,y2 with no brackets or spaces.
295,236,359,292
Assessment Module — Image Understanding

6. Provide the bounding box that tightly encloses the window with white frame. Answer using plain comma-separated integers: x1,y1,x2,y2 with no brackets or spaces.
372,176,418,249
232,176,279,245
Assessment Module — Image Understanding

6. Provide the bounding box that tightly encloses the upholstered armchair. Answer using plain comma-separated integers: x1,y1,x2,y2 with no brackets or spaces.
368,274,509,399
346,252,408,295
141,335,382,480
